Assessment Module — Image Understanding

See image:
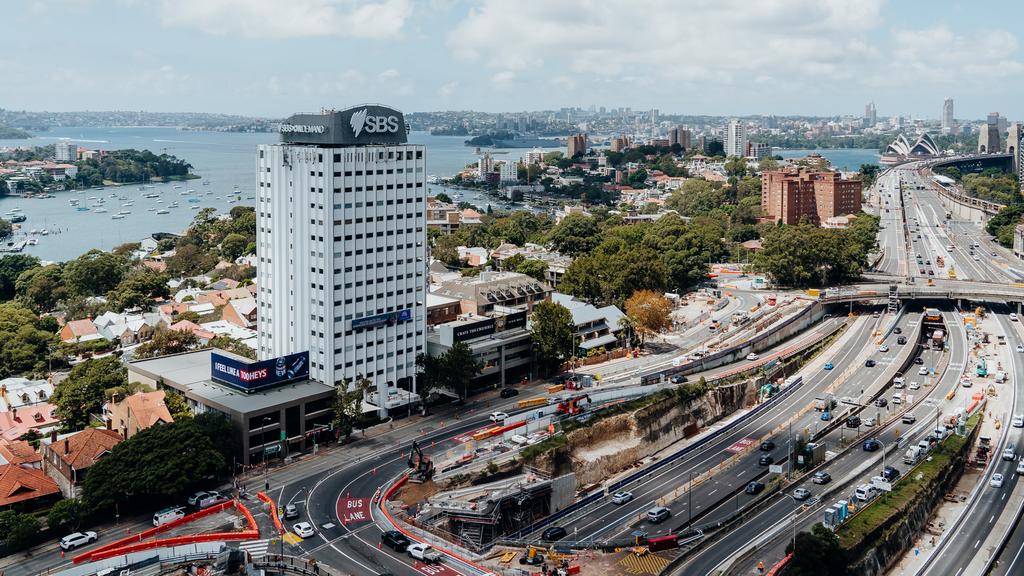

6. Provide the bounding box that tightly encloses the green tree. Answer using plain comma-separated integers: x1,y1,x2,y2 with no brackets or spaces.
62,249,129,299
546,213,600,257
624,290,673,346
0,302,57,378
16,264,66,312
106,269,170,311
515,259,549,282
858,163,880,188
0,218,11,239
220,232,249,261
192,412,239,474
47,498,85,533
52,356,126,431
83,418,225,512
134,328,201,359
208,335,256,359
628,168,648,186
333,376,370,441
163,389,192,420
433,192,452,203
444,342,482,400
415,353,445,402
786,523,849,576
0,510,40,552
0,254,40,301
530,300,575,376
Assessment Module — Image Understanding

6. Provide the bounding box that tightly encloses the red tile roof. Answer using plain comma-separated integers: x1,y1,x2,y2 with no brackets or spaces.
0,464,60,507
52,428,122,471
0,440,42,466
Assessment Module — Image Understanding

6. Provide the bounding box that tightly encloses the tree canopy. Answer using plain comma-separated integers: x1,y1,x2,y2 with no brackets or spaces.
530,300,575,375
52,356,126,431
625,290,673,345
753,214,879,287
0,302,57,378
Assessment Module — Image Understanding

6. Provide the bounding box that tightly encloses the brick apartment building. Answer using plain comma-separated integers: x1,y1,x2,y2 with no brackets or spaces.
761,168,862,225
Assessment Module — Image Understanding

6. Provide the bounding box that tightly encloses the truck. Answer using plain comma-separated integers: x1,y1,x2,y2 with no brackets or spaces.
814,395,837,411
408,543,442,563
904,445,924,465
936,255,944,268
931,330,945,349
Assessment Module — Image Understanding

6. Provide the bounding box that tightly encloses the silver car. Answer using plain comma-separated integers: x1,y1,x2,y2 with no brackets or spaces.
792,488,811,500
612,491,634,505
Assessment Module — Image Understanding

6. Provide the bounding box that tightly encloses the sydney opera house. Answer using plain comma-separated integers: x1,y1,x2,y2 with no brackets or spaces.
879,133,941,165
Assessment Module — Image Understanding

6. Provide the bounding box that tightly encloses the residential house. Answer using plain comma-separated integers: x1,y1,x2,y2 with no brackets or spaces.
222,296,257,329
0,377,53,412
0,464,61,511
93,311,167,346
0,404,60,443
106,391,173,440
433,271,552,316
551,293,626,354
43,427,122,498
0,440,42,469
169,320,215,343
457,246,489,267
59,318,103,344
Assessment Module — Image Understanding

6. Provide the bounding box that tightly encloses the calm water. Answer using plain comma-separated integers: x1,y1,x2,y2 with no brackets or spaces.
776,148,880,171
0,128,546,261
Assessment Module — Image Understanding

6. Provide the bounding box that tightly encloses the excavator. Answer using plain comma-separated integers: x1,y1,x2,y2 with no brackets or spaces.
407,440,435,483
556,394,591,416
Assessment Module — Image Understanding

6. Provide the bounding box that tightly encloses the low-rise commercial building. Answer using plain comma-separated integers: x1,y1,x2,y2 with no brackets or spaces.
128,349,335,466
432,271,551,316
426,308,533,391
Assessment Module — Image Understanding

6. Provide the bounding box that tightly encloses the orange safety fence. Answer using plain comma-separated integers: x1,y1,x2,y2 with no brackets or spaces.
766,553,793,576
257,491,284,535
380,474,498,576
74,499,259,564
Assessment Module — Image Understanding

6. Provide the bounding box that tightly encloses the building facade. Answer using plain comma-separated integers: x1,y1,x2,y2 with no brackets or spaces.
724,119,746,158
55,141,77,163
567,133,588,158
761,168,863,225
256,105,426,410
942,98,954,134
979,113,1001,153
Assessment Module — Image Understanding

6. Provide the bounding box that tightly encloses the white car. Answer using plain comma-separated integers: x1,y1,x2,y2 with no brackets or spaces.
863,417,876,427
60,531,98,551
489,411,509,423
292,522,315,538
918,366,930,376
746,353,759,361
408,542,442,563
1018,460,1024,475
991,473,1004,488
909,381,921,390
878,344,889,353
1016,345,1024,353
1003,446,1016,461
1012,313,1020,322
1013,415,1024,428
611,491,634,505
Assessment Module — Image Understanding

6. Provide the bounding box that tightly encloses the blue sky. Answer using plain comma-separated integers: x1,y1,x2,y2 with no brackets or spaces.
2,0,1022,119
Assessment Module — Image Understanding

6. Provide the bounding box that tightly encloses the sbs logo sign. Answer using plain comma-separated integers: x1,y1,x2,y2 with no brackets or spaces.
350,108,400,138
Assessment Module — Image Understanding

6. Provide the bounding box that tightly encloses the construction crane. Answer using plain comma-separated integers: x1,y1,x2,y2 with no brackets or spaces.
556,394,591,416
407,440,434,483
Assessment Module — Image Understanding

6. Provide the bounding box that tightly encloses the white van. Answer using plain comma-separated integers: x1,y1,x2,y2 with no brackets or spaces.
995,371,1008,384
153,506,185,527
854,484,879,502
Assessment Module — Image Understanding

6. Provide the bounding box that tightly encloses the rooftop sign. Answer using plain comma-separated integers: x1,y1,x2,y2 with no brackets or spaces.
211,351,309,393
278,105,408,146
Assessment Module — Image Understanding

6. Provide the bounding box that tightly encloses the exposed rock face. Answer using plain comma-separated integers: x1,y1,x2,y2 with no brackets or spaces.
533,380,754,487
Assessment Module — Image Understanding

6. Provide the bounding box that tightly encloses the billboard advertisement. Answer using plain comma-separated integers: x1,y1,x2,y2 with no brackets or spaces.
211,351,309,392
350,309,412,330
279,105,409,146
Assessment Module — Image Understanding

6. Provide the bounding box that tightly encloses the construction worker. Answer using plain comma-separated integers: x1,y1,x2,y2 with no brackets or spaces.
758,560,765,574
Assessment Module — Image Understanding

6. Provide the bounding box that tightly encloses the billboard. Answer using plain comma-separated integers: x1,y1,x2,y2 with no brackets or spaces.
351,309,412,330
452,317,496,342
279,105,409,146
211,351,309,393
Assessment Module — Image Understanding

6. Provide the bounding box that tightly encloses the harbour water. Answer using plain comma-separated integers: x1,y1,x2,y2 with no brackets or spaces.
0,128,539,261
776,148,880,171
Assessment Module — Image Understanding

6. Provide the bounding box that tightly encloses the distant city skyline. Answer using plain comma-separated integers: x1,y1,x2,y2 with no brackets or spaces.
3,0,1024,119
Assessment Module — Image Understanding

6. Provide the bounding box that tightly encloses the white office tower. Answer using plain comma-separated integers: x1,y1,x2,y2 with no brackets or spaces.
724,119,747,158
942,98,954,133
55,140,77,162
256,105,426,415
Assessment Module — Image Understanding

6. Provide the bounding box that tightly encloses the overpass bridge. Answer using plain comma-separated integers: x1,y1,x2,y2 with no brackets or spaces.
917,153,1014,218
819,278,1024,309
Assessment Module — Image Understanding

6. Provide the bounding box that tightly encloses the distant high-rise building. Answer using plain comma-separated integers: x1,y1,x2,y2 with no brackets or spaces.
761,168,862,225
650,109,659,123
478,152,495,178
525,148,544,164
1007,123,1022,172
979,113,1001,153
256,105,425,413
724,119,747,158
598,106,606,115
55,141,77,163
499,160,518,183
610,136,628,152
668,127,680,147
679,129,692,152
864,102,877,128
942,98,954,133
567,133,588,158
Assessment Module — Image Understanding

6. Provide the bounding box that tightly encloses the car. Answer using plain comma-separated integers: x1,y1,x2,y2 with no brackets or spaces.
670,375,687,384
1012,313,1020,322
865,359,876,367
745,481,766,494
892,392,903,405
846,415,862,428
760,440,776,452
1013,415,1024,428
875,397,888,408
60,531,98,551
187,491,211,507
893,376,905,388
902,413,917,424
863,417,876,427
381,530,411,552
408,543,442,563
647,507,671,523
1018,460,1024,475
893,327,903,334
991,473,1004,488
292,522,315,538
197,491,227,509
499,387,519,398
918,366,930,376
918,268,925,274
873,311,881,318
489,411,509,423
928,270,935,276
792,487,812,501
974,255,981,261
823,362,834,370
878,344,889,353
909,380,921,390
897,336,907,345
758,455,774,466
746,353,760,361
821,410,832,421
284,503,300,519
611,491,634,505
542,526,568,541
1017,345,1024,353
993,251,998,256
1002,446,1016,461
882,466,901,482
914,357,925,365
863,438,881,452
812,471,832,485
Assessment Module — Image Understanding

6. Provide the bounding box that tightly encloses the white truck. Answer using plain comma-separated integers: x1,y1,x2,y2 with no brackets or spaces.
814,395,837,411
904,445,924,465
408,543,442,563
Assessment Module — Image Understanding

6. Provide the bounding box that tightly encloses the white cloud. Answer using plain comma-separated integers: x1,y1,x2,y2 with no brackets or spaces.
159,0,413,39
447,0,887,88
438,81,459,98
887,26,1024,83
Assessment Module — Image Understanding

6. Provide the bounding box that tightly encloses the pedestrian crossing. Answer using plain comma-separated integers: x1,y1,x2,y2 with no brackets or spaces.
237,538,270,558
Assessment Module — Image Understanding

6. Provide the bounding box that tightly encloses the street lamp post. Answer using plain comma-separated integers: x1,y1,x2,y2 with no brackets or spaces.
687,471,695,530
783,493,800,555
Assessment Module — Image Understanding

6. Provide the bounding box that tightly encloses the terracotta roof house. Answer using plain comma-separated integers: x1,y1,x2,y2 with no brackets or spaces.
59,318,103,344
106,391,173,440
42,428,122,498
0,404,60,442
0,464,61,511
222,296,257,329
0,440,42,468
169,320,215,342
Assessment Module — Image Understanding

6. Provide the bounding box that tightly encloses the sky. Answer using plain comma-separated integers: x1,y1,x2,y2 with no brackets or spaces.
3,0,1023,119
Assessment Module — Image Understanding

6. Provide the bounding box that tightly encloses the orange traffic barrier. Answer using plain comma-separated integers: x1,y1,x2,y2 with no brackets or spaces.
257,491,284,535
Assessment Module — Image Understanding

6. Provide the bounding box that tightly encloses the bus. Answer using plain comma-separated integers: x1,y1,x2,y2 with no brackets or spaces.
924,308,942,322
